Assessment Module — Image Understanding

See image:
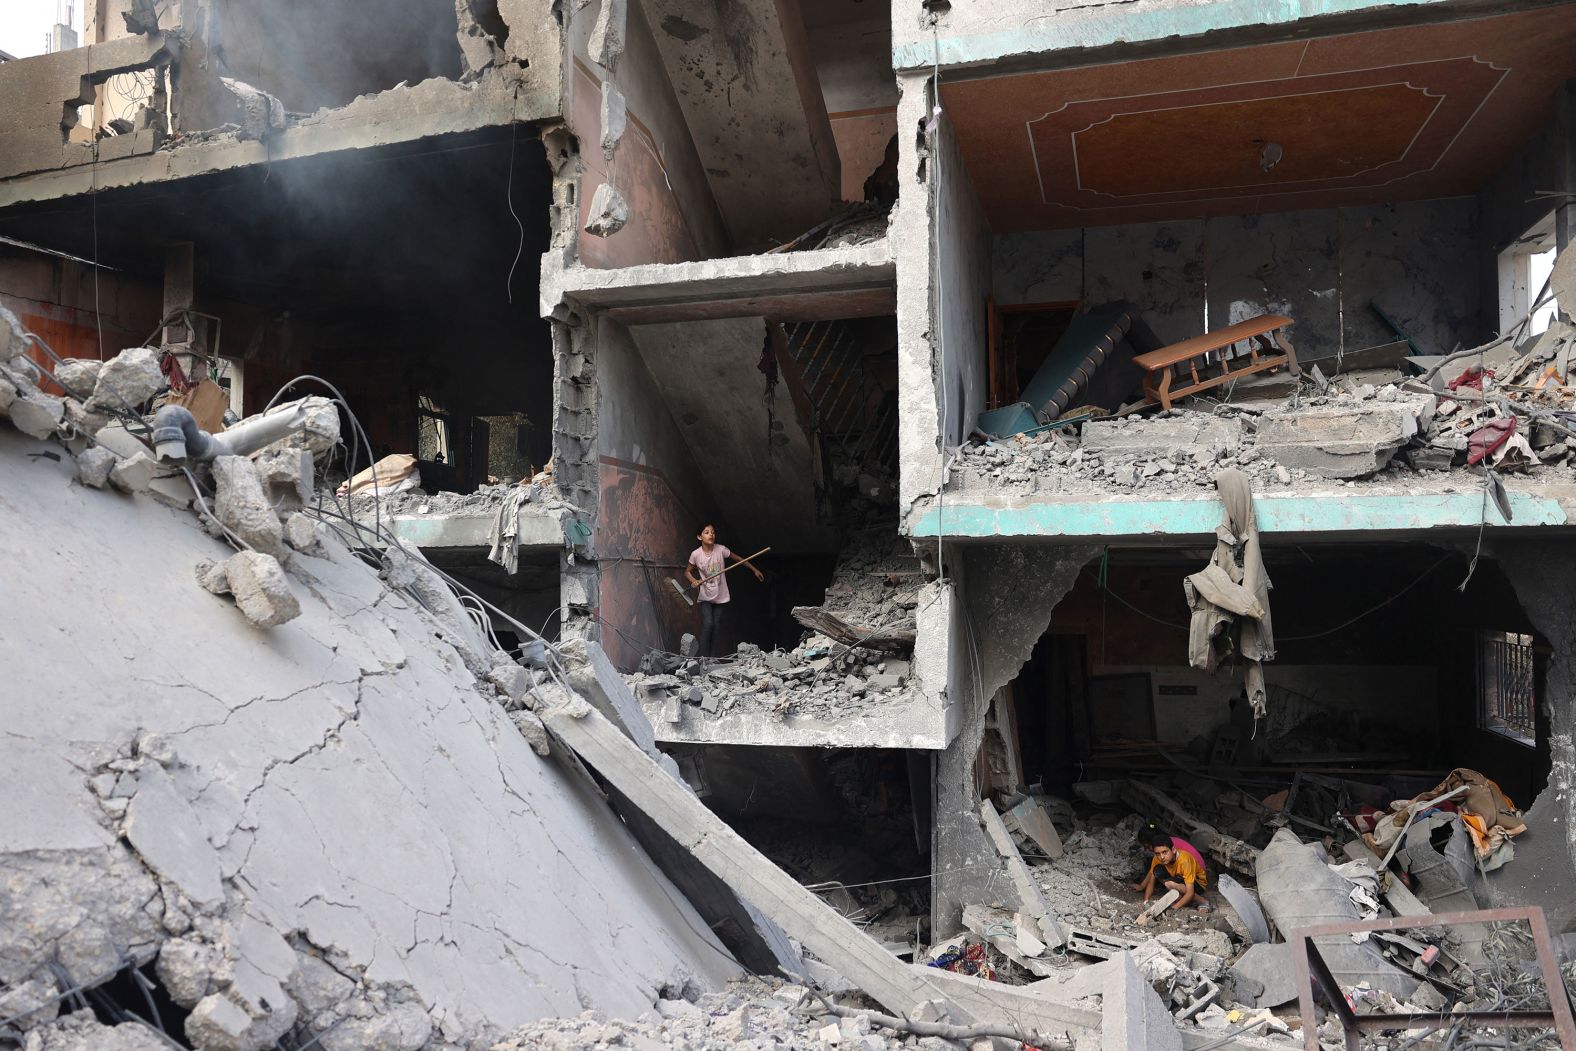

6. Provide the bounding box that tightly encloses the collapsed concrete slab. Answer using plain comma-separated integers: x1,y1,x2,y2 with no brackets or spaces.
1255,829,1419,1000
0,425,741,1049
1081,415,1241,461
1254,401,1426,479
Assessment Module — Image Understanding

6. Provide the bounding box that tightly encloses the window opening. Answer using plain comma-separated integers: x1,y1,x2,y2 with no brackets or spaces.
417,394,453,465
1478,629,1536,747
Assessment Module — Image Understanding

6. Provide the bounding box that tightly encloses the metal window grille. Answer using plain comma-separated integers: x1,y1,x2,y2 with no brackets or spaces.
1479,630,1536,746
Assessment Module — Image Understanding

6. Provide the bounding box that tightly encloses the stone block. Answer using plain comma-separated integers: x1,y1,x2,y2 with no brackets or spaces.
253,447,313,511
54,357,101,398
223,550,301,628
1081,416,1240,460
8,392,65,438
110,451,159,492
1254,402,1424,478
211,455,286,558
489,660,532,704
282,512,320,553
512,710,551,756
75,446,117,488
87,346,161,413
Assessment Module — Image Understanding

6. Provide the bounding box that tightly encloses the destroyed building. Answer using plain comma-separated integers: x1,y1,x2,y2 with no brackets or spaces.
3,0,1576,1048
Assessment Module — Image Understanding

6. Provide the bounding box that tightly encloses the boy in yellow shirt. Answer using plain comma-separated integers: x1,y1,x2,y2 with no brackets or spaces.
1133,830,1209,912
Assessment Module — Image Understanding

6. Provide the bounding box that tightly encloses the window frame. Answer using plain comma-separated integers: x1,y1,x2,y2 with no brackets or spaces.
1477,629,1537,748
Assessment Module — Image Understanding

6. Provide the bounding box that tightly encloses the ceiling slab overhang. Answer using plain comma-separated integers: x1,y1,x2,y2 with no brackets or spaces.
940,5,1576,230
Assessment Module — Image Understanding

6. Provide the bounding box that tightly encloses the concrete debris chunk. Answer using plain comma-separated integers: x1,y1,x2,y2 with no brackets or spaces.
282,511,320,553
512,709,552,755
221,550,302,627
156,937,221,1007
53,357,101,398
587,0,626,70
64,397,112,435
600,80,627,156
8,390,66,438
585,182,630,238
87,346,162,413
253,447,313,511
0,975,60,1031
317,1000,432,1051
124,764,227,908
211,455,286,558
194,557,232,595
1102,951,1183,1051
1082,415,1240,460
20,1010,170,1049
0,371,16,413
1226,942,1299,1008
75,445,118,488
489,659,532,705
0,305,26,361
110,450,159,492
1254,401,1424,478
1256,828,1419,998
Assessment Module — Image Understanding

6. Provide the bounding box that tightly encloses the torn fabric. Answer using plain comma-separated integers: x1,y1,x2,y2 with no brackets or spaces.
1184,468,1275,716
1372,768,1526,864
486,485,532,574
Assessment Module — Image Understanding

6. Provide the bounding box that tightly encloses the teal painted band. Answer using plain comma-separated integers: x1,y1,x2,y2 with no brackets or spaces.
893,0,1448,69
909,492,1569,539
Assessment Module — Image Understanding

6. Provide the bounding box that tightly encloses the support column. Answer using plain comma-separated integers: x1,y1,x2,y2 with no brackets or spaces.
931,544,1096,935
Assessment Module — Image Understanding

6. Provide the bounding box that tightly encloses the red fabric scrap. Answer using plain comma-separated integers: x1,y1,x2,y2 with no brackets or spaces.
1466,417,1516,466
160,351,191,394
1448,366,1494,391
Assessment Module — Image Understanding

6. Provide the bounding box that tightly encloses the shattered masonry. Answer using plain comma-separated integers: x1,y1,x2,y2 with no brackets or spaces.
3,0,1576,1049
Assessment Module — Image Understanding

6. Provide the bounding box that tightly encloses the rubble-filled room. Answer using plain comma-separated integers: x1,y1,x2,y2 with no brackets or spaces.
917,7,1576,505
595,311,906,678
0,126,568,634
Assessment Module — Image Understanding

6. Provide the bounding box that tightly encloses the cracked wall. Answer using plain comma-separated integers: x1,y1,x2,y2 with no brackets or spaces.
0,426,738,1048
989,198,1484,364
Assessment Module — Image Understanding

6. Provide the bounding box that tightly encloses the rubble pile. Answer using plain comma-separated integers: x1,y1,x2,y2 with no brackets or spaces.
368,473,569,518
919,770,1571,1049
631,515,925,722
812,519,925,640
632,641,915,722
495,977,930,1051
951,335,1576,498
0,308,743,1051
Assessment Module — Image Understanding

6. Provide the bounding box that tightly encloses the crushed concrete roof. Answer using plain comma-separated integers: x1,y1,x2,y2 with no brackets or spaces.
0,425,738,1048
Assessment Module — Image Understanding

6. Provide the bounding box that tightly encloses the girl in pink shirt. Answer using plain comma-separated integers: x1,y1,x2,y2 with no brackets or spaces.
685,524,763,657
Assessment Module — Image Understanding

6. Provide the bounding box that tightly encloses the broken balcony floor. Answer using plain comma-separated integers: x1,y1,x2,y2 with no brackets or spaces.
337,482,575,551
914,386,1576,541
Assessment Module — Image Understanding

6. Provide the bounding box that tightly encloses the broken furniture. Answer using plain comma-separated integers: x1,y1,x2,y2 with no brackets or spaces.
1135,314,1299,410
977,303,1134,437
1292,906,1576,1050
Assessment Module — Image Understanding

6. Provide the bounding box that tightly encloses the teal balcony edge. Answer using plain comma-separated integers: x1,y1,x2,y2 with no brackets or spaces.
908,491,1570,540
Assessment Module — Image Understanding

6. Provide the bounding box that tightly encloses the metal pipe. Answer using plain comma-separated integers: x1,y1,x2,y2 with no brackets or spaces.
151,397,324,464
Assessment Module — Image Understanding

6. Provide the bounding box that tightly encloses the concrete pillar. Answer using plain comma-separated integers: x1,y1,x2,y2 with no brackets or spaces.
930,544,1095,935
